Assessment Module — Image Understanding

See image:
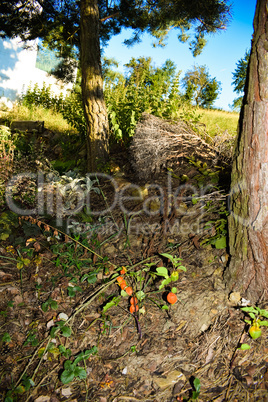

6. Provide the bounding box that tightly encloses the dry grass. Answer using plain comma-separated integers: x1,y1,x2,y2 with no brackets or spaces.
1,104,76,134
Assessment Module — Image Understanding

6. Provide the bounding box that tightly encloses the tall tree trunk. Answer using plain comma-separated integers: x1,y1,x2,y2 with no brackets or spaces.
80,0,109,172
225,0,268,304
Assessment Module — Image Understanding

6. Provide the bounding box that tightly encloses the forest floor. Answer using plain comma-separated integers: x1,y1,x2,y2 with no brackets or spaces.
0,119,268,402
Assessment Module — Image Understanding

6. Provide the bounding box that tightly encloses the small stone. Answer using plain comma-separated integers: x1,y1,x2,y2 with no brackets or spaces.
229,292,241,305
200,323,209,332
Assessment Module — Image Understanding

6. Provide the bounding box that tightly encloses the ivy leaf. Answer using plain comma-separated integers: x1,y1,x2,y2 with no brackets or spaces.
64,360,73,370
61,369,75,384
61,325,72,337
74,366,87,379
68,286,82,297
41,302,49,312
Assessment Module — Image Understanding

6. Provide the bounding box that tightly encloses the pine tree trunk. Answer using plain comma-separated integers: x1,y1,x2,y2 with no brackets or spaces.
225,0,268,303
80,0,109,172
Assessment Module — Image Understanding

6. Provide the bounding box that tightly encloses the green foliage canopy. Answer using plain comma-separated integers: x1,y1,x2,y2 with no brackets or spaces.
0,0,232,79
231,50,250,110
182,65,221,108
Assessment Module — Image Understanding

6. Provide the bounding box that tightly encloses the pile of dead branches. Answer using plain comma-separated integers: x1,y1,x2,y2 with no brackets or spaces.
130,113,219,180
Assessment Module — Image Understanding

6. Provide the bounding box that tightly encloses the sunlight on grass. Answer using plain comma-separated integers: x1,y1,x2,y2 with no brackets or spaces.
197,108,239,137
3,104,77,134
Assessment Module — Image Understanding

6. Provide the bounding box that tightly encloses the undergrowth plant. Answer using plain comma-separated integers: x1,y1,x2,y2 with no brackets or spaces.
1,211,189,401
239,306,268,350
0,126,15,206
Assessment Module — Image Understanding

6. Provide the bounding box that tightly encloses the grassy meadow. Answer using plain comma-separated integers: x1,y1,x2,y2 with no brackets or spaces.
0,104,76,134
197,108,239,137
0,102,240,141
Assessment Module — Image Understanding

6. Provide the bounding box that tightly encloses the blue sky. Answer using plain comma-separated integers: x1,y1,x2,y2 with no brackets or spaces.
103,0,257,111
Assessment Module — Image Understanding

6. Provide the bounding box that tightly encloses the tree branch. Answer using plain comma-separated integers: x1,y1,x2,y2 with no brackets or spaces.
100,12,119,23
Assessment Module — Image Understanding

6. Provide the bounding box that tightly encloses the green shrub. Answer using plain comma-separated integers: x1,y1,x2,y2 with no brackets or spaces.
104,57,200,145
20,58,202,148
21,82,64,111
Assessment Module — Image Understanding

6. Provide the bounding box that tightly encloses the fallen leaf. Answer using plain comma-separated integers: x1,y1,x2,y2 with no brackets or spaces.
35,396,50,402
189,233,200,249
61,387,72,397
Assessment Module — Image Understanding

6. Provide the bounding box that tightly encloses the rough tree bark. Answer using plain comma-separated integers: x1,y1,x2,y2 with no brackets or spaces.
80,0,109,172
225,0,268,303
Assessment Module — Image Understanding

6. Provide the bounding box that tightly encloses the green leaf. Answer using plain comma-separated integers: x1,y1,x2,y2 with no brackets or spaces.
2,332,11,343
61,325,72,337
259,309,268,318
259,320,268,327
4,397,13,402
193,377,201,393
156,267,169,278
81,272,97,284
16,261,24,270
59,345,72,358
41,302,49,312
89,345,98,355
160,253,174,261
22,376,35,391
64,360,73,370
50,300,58,310
136,291,146,301
73,366,87,379
103,297,120,313
61,370,75,384
159,277,172,290
14,385,24,394
0,232,10,240
74,352,87,365
239,343,251,350
161,305,169,310
68,286,82,297
215,236,226,249
50,327,57,337
241,306,258,314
